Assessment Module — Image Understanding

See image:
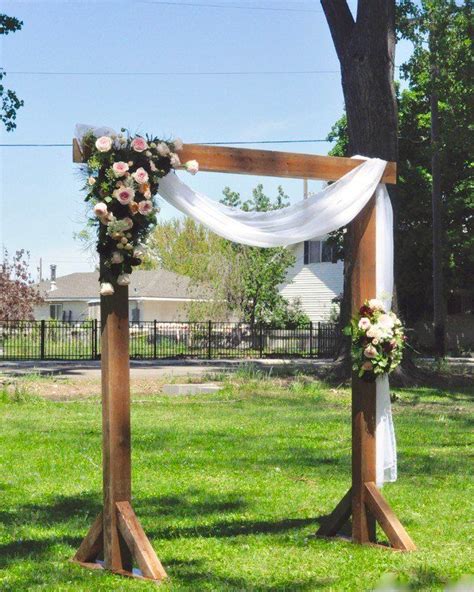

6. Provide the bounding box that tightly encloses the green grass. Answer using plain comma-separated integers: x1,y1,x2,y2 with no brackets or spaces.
0,376,473,591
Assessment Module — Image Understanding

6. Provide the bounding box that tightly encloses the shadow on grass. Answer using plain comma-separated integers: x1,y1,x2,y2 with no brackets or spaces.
166,557,334,591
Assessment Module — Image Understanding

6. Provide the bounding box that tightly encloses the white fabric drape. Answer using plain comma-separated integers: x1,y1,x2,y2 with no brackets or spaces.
75,123,397,485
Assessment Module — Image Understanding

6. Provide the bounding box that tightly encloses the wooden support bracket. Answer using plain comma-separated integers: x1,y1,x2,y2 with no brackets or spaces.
72,504,168,582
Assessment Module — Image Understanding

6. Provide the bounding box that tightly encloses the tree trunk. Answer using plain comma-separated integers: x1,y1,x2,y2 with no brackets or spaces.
322,1,398,379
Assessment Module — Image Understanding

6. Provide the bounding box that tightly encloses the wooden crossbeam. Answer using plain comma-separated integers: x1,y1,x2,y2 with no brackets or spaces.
72,138,397,184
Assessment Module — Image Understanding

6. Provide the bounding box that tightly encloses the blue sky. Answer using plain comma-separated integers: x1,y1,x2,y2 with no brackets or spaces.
1,0,411,280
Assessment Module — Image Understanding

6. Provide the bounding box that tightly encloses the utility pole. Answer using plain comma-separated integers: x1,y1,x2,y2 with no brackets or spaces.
430,17,446,357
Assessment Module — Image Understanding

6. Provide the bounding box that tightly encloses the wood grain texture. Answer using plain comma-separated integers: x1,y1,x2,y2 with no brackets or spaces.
350,195,377,544
116,501,168,581
73,512,103,563
364,482,416,551
100,277,132,572
72,138,397,183
317,488,352,537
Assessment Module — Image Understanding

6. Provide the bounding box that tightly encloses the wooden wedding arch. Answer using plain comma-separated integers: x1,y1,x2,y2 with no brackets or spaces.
71,140,414,584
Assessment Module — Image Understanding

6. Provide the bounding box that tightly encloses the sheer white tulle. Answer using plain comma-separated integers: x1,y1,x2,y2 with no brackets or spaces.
75,124,397,485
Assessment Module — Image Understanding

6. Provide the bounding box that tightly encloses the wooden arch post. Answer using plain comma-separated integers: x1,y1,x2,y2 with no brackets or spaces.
71,139,411,584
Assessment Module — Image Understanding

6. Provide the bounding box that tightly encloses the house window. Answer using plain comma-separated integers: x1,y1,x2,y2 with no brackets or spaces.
131,307,140,323
49,304,63,319
304,240,334,264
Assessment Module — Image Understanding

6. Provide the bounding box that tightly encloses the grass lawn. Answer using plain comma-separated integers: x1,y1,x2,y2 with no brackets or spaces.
0,372,473,591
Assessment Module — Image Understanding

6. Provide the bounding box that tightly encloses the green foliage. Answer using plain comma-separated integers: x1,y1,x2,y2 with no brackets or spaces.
0,381,472,590
327,1,473,322
0,14,24,131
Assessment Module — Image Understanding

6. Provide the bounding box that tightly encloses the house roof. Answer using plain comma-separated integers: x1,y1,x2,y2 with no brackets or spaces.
38,270,210,301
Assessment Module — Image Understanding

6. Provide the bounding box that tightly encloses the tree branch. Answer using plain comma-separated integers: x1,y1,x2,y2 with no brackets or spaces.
320,0,355,63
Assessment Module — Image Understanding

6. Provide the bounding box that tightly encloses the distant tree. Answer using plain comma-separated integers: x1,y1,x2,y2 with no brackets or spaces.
220,185,308,327
0,14,24,131
0,250,43,320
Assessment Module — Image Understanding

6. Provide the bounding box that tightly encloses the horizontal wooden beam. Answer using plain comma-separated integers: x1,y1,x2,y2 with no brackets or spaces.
72,139,396,184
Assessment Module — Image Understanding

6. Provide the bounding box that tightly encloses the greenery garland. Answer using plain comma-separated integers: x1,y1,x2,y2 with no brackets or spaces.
344,299,406,380
80,129,198,295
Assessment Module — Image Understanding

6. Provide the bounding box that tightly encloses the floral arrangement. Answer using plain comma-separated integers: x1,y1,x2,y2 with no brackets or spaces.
80,129,199,296
344,298,406,380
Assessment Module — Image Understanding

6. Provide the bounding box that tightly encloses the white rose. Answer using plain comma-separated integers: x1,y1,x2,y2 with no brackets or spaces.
95,136,113,152
100,282,114,296
184,159,199,175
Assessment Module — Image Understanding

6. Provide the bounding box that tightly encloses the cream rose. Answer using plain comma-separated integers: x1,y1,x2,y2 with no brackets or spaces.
95,136,113,152
93,202,108,217
358,317,371,331
100,282,114,296
157,142,170,157
184,159,199,175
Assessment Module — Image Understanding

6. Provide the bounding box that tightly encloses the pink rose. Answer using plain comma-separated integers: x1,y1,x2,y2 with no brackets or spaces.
362,361,373,371
358,317,371,331
184,159,199,175
364,344,378,359
132,167,149,184
95,136,113,152
113,187,135,205
131,137,148,152
138,200,153,215
93,202,108,217
112,161,129,177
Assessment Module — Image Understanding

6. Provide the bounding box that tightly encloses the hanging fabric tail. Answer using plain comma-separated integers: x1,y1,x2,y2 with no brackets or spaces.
375,185,397,485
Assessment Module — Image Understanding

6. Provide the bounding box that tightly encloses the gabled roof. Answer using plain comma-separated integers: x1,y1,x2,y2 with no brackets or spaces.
37,270,210,301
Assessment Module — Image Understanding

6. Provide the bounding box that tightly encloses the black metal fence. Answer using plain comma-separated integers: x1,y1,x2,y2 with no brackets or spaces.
0,320,339,361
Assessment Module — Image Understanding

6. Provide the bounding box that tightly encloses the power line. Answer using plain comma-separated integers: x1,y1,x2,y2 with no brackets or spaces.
136,1,322,13
0,139,332,148
7,69,338,76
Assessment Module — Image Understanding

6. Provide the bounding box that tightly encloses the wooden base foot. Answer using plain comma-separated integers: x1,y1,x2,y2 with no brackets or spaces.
72,503,167,582
316,483,416,551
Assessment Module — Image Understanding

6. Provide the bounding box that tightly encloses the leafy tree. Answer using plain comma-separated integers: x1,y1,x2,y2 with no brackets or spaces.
148,185,310,327
0,14,24,131
326,1,473,329
0,249,43,320
219,184,307,327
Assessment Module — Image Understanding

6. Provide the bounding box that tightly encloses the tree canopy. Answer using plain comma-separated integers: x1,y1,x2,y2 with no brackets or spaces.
326,0,473,323
0,14,24,132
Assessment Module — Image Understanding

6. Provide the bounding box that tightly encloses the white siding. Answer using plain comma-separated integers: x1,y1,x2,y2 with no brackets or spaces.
279,242,343,322
33,300,90,321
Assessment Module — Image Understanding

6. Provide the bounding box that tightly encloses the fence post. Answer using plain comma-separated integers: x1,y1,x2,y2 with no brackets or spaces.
208,320,212,360
317,322,321,358
40,320,46,360
259,323,264,358
153,320,157,359
309,321,313,358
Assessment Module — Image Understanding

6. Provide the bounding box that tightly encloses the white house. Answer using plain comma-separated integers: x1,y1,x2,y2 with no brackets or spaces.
34,269,211,322
279,237,343,322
